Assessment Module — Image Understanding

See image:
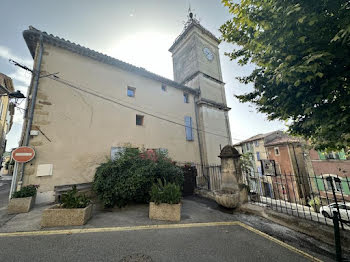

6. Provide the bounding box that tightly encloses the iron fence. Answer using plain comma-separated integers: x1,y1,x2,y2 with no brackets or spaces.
245,170,350,230
176,162,222,191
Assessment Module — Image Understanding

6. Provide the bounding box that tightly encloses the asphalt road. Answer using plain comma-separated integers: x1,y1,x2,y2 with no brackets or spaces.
0,225,312,262
0,181,346,261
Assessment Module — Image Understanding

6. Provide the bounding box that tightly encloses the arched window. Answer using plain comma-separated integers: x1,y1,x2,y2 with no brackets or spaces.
324,174,342,192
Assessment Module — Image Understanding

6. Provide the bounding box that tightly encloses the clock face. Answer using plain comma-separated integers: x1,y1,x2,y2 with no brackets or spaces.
203,47,214,61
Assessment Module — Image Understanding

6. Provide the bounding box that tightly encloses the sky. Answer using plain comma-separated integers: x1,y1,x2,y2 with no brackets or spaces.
0,0,285,151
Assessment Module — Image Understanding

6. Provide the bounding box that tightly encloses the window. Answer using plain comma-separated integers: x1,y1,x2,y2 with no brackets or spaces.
318,150,347,160
325,175,342,192
327,152,340,160
184,116,193,141
161,84,167,92
254,140,259,147
257,167,262,176
274,147,280,156
136,115,144,126
183,93,189,103
110,147,126,161
256,152,260,161
275,163,281,175
246,143,250,151
127,86,136,97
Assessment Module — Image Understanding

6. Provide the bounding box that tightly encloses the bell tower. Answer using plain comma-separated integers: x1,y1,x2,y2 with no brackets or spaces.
169,12,232,165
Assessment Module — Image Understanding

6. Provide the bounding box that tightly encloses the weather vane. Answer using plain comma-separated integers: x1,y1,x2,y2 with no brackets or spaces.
184,2,199,27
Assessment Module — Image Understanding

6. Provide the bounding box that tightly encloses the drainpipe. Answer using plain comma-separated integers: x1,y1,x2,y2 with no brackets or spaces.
194,95,204,169
10,33,44,197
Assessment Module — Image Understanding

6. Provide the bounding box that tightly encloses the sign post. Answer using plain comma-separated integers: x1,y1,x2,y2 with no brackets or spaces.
9,147,36,199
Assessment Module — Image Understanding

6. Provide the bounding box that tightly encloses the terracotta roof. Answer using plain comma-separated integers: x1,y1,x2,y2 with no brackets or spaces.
169,18,220,52
264,136,302,147
233,131,281,146
23,26,199,95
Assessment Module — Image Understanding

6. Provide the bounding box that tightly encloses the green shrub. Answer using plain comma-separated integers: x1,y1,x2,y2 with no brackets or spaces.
12,185,38,198
60,186,91,208
5,160,15,170
309,197,321,213
150,179,181,205
93,147,184,208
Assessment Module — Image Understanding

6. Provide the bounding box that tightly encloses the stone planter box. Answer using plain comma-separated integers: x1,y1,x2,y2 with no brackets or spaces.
41,204,93,227
149,202,181,222
8,196,35,214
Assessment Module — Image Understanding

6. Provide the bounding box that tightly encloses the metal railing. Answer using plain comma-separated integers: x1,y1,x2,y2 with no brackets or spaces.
245,170,350,230
176,162,222,191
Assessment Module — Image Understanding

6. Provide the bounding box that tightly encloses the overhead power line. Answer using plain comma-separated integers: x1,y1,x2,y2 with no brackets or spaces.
9,59,243,142
48,75,241,141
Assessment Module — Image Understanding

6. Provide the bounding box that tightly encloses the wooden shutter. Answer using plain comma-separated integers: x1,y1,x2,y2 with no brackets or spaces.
184,116,193,141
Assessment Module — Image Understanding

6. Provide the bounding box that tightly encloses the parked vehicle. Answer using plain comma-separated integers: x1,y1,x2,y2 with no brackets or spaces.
320,203,350,221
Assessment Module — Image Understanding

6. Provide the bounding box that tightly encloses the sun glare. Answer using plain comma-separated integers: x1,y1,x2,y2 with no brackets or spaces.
107,32,176,79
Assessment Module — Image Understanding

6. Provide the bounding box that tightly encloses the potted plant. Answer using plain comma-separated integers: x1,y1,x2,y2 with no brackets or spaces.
41,186,92,227
8,185,38,214
149,179,182,222
308,197,321,213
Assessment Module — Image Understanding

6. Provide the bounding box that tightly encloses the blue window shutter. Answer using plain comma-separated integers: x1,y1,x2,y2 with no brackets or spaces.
184,116,193,141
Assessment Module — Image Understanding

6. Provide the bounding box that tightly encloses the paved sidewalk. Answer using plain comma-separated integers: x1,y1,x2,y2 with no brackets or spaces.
0,197,238,232
0,195,346,261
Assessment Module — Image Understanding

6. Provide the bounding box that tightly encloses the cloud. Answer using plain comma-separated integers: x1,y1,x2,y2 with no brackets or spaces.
0,45,31,135
0,45,33,87
13,85,28,94
8,69,32,86
13,107,24,125
0,45,32,68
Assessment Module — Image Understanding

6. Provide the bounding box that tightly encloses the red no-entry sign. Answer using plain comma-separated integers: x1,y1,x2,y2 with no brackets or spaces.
12,147,35,163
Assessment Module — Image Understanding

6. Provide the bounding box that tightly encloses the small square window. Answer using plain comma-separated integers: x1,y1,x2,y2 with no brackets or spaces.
184,93,189,103
127,86,135,97
161,84,167,92
274,147,280,156
136,115,144,126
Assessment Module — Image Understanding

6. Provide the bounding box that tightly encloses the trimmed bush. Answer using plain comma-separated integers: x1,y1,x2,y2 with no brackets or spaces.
60,186,91,209
12,185,38,199
93,148,184,208
150,179,181,205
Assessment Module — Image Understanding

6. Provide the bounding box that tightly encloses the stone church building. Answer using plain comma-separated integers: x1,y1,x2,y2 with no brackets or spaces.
18,14,232,203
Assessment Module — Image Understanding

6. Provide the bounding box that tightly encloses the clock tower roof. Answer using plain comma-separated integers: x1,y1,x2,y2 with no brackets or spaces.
169,15,220,52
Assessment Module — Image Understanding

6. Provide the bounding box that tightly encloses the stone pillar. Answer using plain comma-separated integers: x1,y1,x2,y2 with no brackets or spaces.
214,145,248,208
219,146,240,193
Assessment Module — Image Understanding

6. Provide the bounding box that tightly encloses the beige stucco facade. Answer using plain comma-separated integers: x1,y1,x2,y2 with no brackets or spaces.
0,73,14,156
20,18,232,204
22,44,201,202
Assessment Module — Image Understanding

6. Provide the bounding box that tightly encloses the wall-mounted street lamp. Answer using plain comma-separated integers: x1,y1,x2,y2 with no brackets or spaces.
8,90,26,99
0,85,26,106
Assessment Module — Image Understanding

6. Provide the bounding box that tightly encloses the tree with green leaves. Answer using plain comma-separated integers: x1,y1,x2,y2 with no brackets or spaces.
240,152,254,174
220,0,350,150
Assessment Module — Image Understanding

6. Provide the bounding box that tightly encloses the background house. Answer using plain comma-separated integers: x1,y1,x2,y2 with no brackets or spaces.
234,131,283,196
265,135,312,204
235,131,315,204
0,73,15,158
310,149,350,202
